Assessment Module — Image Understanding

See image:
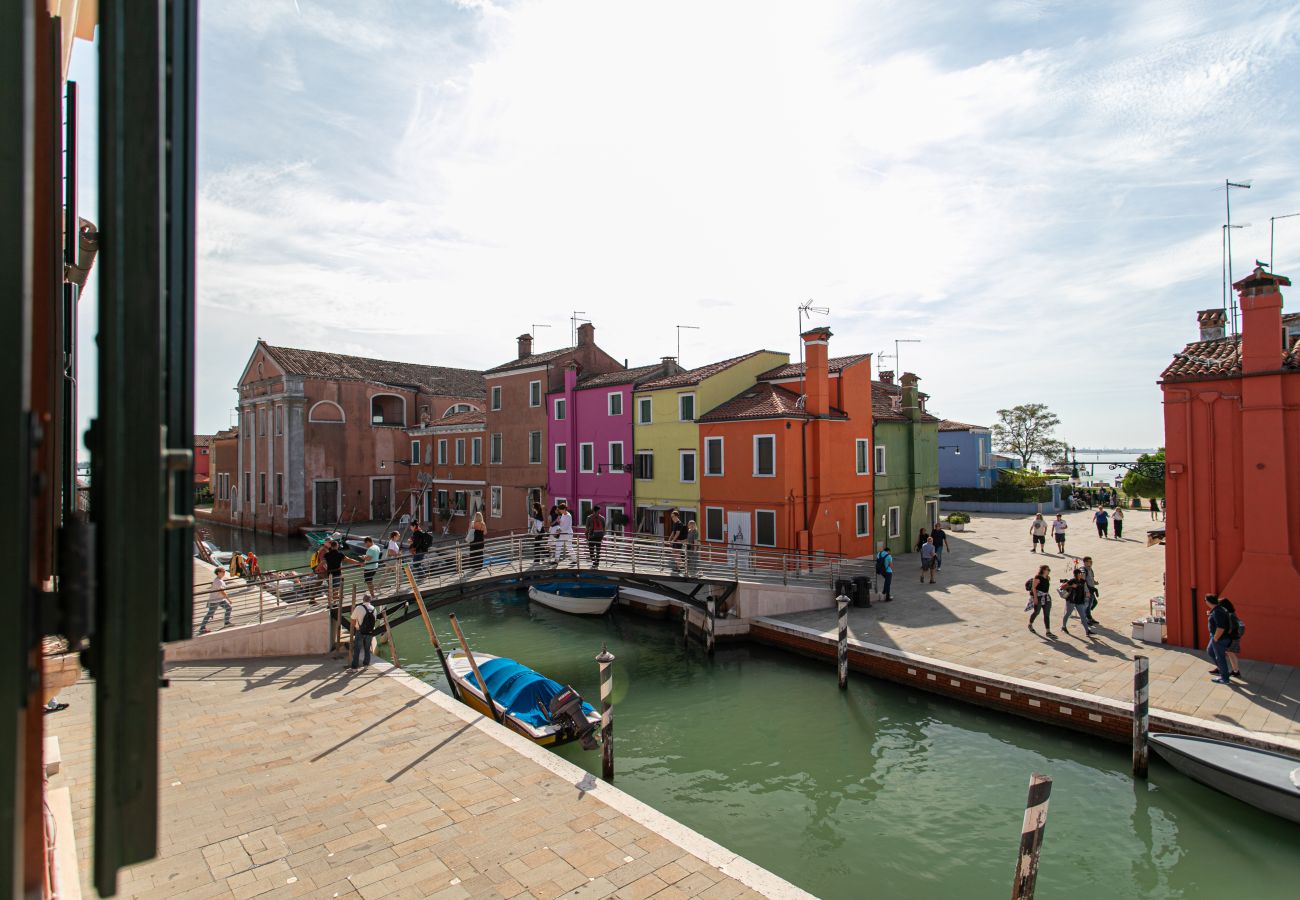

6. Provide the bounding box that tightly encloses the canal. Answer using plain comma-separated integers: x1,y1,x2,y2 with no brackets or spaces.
386,590,1300,899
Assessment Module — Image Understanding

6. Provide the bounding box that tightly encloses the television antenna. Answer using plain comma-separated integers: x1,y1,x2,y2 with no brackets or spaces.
796,299,830,401
530,323,551,340
570,311,590,347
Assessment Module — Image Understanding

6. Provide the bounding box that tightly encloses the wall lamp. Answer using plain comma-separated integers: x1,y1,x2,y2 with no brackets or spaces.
938,444,961,455
377,459,411,469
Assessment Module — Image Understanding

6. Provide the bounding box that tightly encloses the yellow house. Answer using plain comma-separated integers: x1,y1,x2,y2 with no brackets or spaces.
631,350,789,532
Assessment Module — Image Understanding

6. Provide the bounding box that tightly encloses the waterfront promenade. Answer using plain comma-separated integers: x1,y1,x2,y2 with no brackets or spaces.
770,509,1300,749
49,662,803,899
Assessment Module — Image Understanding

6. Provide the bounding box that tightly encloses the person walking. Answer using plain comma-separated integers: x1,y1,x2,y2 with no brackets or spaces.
919,536,937,583
467,511,486,568
1149,497,1159,520
1029,514,1048,552
1159,497,1166,521
666,510,689,572
1205,595,1234,684
685,519,700,575
930,522,950,570
585,505,606,567
1093,507,1110,538
409,522,433,574
1050,514,1068,554
1112,505,1124,540
1206,598,1245,680
322,539,352,605
198,566,234,633
876,546,894,602
552,502,574,564
529,502,547,564
1060,568,1094,637
348,593,377,670
1027,564,1055,638
915,528,930,554
361,536,381,592
1081,556,1099,625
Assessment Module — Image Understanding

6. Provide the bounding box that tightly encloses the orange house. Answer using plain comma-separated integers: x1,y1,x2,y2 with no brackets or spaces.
697,328,874,558
1160,267,1300,666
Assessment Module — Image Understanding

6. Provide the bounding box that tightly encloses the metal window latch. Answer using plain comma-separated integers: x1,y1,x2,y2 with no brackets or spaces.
162,426,194,529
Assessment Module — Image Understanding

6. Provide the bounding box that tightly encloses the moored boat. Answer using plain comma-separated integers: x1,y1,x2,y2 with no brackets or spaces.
528,582,616,616
1149,732,1300,824
445,650,600,748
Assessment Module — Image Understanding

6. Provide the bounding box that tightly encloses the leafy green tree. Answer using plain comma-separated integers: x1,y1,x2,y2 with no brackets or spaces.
1121,449,1166,498
992,403,1066,470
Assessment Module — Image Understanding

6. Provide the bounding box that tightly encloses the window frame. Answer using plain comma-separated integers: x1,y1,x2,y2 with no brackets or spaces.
554,443,568,474
855,502,871,537
855,438,870,475
528,430,542,465
753,434,776,477
608,392,623,416
888,505,901,538
704,436,724,476
579,442,595,473
490,486,503,518
875,445,887,475
608,441,625,472
455,438,466,466
489,433,502,465
411,439,421,464
678,392,696,422
637,396,653,424
554,397,567,421
471,436,482,466
578,499,594,527
755,509,777,547
490,385,502,411
704,506,725,543
528,380,541,407
437,439,448,465
634,450,654,481
679,449,697,484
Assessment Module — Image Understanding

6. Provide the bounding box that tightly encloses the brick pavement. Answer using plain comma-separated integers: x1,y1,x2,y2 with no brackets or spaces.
48,661,805,899
773,509,1300,745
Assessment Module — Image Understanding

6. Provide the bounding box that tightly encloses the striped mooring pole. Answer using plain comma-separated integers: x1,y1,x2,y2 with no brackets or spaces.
705,595,717,656
836,590,850,690
597,642,616,783
1133,654,1150,778
1011,773,1053,899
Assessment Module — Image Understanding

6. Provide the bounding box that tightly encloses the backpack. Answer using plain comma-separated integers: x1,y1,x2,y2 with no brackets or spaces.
359,605,376,636
875,552,887,575
1231,615,1245,640
1024,578,1034,592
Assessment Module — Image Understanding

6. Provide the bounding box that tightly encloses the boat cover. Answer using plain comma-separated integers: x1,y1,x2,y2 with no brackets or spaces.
534,582,618,599
467,657,596,728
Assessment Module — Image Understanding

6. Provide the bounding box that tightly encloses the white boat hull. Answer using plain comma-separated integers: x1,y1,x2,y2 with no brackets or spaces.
528,586,615,616
1150,733,1300,825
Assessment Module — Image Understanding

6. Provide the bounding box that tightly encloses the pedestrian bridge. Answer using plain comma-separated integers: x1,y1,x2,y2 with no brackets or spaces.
192,532,873,634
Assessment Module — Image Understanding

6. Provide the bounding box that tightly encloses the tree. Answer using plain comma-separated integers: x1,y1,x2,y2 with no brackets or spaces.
1121,449,1166,498
991,403,1066,470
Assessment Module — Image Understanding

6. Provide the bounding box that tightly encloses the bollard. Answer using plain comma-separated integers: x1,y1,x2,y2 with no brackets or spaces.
1011,773,1052,899
1133,655,1150,778
705,595,716,656
596,642,616,783
836,591,850,690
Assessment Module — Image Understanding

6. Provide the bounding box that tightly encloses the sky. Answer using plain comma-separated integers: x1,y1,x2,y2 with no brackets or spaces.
70,0,1300,448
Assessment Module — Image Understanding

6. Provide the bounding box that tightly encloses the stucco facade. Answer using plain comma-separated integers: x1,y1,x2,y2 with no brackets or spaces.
871,374,941,556
406,410,487,536
937,421,994,488
631,349,789,533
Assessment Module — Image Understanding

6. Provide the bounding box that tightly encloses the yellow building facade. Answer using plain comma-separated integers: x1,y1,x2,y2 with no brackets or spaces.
630,350,789,533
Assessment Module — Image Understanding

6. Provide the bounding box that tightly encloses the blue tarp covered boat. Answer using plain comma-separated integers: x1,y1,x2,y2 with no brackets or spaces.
446,651,600,747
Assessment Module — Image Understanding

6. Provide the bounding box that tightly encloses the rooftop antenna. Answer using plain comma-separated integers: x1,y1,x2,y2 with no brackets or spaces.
675,325,700,366
1225,179,1251,335
1271,212,1300,271
570,311,590,347
530,323,551,340
797,299,830,402
1222,223,1248,332
895,338,922,377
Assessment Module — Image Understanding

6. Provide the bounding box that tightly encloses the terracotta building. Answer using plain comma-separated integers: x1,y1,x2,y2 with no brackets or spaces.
696,329,874,557
226,342,483,534
484,325,623,533
1160,268,1300,666
209,427,239,522
406,410,488,535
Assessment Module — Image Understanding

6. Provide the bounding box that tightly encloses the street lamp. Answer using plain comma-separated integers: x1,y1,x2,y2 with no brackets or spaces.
1069,446,1081,486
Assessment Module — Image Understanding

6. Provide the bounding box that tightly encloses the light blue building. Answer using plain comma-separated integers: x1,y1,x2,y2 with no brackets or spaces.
937,420,995,488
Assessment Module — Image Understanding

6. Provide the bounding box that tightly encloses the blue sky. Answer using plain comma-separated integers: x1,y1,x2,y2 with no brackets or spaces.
72,0,1300,446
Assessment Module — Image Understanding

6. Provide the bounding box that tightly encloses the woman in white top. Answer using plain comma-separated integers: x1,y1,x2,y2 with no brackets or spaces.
1112,506,1124,540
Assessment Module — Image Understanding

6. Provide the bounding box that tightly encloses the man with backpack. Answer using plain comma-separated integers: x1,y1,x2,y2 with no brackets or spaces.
875,547,893,602
1204,595,1234,684
349,593,377,670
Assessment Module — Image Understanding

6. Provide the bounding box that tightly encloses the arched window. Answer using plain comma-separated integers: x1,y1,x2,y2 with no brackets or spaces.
307,400,345,423
442,403,480,417
370,393,407,426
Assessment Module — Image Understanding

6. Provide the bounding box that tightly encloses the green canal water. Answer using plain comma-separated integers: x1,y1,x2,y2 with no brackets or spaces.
384,590,1300,899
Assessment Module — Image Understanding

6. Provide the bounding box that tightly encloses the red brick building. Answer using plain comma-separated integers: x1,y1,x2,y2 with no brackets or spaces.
484,324,623,533
406,410,487,536
1160,268,1300,666
209,427,239,521
223,342,483,534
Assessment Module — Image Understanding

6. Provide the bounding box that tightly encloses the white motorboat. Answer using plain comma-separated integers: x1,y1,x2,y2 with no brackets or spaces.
1149,732,1300,824
527,583,616,616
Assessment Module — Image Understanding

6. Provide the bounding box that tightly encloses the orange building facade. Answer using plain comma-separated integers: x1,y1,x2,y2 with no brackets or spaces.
1160,268,1300,666
697,328,875,557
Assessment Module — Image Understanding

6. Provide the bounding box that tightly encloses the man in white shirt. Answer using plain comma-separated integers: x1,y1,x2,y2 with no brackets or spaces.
552,502,574,563
1029,514,1048,553
198,567,233,634
1051,514,1068,555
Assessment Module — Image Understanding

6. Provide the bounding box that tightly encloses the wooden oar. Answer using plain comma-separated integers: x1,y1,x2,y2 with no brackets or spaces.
448,613,501,724
404,565,460,701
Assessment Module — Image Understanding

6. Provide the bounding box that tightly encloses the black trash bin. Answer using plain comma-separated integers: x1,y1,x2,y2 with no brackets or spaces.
834,578,854,600
853,575,873,608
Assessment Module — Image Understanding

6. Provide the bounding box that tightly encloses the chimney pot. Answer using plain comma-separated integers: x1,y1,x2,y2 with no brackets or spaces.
1235,267,1291,374
879,370,894,385
801,329,832,417
517,333,533,359
1196,309,1227,342
577,322,595,346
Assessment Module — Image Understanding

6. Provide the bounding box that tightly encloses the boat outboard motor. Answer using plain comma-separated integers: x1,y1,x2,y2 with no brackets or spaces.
548,686,598,750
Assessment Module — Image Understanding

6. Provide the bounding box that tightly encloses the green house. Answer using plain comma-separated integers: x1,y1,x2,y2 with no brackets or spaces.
871,373,940,555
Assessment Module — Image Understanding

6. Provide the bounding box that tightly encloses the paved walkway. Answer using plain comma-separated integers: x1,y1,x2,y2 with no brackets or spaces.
50,661,803,899
774,510,1300,746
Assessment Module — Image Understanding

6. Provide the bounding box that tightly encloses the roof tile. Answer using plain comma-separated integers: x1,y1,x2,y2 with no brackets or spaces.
263,344,484,399
758,354,870,380
699,383,847,422
639,350,784,390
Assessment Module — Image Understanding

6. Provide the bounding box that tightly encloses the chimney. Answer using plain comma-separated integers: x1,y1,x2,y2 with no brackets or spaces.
577,322,594,347
564,359,580,393
900,372,920,421
878,370,894,385
1235,266,1291,374
801,327,832,417
1196,309,1227,342
517,333,533,359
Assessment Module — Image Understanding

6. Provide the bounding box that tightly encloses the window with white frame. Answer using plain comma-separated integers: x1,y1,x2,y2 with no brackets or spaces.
453,490,466,513
637,396,652,424
471,437,482,465
875,445,887,475
855,439,870,475
529,380,541,407
633,450,654,480
753,435,776,476
490,486,502,518
455,438,465,465
755,510,777,547
704,436,724,476
411,440,421,464
528,431,542,464
608,441,625,471
490,385,502,410
435,489,448,512
678,393,696,422
705,507,725,542
554,398,567,421
578,499,594,526
856,502,871,537
608,392,623,416
490,433,502,465
607,504,626,532
888,505,901,538
437,439,448,465
579,442,594,473
555,443,568,473
680,449,697,483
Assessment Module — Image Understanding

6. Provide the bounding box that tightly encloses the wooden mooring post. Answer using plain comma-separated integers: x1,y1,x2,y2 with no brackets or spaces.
597,642,616,783
705,595,716,656
404,565,460,701
836,589,850,690
379,603,399,669
449,613,501,724
1010,773,1052,899
1132,655,1150,778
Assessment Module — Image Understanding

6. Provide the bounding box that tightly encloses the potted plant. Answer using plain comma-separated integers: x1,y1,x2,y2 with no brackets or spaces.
946,512,970,532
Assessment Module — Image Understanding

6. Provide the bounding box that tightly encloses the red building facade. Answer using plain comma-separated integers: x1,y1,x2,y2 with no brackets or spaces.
1161,268,1300,666
406,410,488,535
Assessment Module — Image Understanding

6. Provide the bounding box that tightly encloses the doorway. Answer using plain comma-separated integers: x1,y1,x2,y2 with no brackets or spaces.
926,500,939,529
727,511,751,569
371,478,393,521
314,480,339,525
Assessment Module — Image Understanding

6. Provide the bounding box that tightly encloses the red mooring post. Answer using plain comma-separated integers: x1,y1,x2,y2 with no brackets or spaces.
1011,773,1053,899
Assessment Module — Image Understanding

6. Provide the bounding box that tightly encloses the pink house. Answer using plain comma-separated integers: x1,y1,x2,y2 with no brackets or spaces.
547,358,682,531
